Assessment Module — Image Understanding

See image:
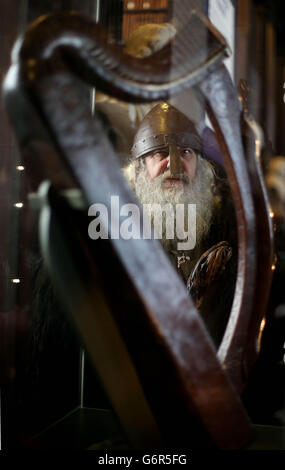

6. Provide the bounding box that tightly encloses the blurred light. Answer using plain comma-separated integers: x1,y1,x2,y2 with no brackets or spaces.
269,211,274,218
16,165,25,171
14,202,23,208
272,264,276,271
11,279,20,284
257,317,266,352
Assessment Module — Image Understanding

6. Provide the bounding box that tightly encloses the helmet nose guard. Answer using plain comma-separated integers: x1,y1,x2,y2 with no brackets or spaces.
168,142,183,177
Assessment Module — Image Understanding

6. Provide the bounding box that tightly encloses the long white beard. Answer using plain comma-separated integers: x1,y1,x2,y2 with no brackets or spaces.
133,156,218,265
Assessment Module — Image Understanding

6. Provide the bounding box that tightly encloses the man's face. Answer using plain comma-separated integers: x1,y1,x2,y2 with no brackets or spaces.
144,146,197,186
133,149,217,258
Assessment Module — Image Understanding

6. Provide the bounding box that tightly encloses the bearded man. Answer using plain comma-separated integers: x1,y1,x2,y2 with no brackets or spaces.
124,103,237,346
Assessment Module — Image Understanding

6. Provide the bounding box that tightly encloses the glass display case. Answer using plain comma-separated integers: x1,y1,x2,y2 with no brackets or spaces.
0,0,285,452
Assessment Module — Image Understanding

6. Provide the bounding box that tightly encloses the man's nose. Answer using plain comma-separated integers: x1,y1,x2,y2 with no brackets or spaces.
166,144,183,176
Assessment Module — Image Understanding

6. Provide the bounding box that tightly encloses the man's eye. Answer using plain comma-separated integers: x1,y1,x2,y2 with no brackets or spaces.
181,148,194,158
153,152,168,160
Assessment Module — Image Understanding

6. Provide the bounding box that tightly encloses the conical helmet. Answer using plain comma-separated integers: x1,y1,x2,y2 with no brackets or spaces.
131,103,202,159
